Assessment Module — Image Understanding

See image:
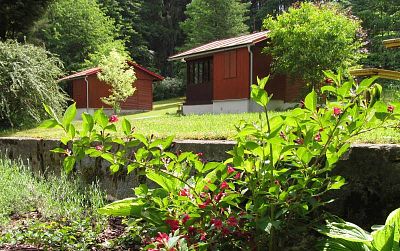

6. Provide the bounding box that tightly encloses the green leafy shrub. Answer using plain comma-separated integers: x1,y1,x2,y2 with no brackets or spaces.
263,2,364,87
317,208,400,250
43,72,399,250
0,40,68,129
153,77,185,101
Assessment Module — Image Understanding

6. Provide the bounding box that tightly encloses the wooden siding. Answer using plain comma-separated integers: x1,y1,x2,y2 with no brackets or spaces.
252,45,286,101
72,78,88,109
213,47,250,100
183,43,305,105
72,67,154,110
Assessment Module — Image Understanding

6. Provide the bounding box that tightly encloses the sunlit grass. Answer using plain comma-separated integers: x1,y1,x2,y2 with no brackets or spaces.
1,97,399,143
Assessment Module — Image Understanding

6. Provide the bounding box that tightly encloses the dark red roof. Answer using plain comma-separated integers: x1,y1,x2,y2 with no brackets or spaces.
59,62,164,82
169,31,269,61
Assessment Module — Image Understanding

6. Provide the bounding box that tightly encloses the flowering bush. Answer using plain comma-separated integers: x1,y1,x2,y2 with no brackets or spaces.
42,71,399,250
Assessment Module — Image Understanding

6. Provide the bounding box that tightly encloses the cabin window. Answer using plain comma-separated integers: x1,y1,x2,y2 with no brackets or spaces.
187,58,212,85
224,50,237,79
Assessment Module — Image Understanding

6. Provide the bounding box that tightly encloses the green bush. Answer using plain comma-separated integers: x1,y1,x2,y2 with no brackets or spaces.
0,40,68,129
43,71,400,250
153,77,186,101
263,2,363,87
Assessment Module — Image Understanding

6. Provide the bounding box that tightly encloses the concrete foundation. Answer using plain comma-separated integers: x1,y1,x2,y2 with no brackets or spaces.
183,99,297,115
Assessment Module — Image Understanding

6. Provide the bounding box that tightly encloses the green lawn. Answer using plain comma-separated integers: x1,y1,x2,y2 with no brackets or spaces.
1,97,399,143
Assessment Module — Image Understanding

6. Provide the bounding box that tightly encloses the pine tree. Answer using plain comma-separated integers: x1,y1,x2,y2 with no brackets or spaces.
0,0,53,40
140,0,190,75
97,0,153,67
345,0,400,71
181,0,250,49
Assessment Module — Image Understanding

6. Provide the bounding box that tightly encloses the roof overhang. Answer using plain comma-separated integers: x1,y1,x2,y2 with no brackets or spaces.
168,31,269,62
350,68,400,80
168,43,257,62
58,62,164,82
383,38,400,49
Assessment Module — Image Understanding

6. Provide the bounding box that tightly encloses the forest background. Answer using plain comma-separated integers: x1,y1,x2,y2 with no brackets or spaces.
1,0,399,89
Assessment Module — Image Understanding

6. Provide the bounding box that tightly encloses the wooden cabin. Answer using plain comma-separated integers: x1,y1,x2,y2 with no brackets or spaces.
168,31,304,114
59,62,164,115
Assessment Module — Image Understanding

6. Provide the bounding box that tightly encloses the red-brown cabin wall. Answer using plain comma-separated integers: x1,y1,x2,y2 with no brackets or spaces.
72,67,153,110
252,45,286,101
121,68,153,110
72,78,87,108
213,47,250,100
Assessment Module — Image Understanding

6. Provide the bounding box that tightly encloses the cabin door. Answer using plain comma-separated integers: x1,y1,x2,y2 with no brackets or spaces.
185,57,213,105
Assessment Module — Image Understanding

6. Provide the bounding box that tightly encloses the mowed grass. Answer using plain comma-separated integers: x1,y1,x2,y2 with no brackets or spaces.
1,97,399,143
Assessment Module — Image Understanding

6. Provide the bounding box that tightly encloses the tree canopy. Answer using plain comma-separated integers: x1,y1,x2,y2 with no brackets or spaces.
345,0,400,71
98,0,153,67
181,0,250,49
0,0,53,40
31,0,123,72
263,2,363,86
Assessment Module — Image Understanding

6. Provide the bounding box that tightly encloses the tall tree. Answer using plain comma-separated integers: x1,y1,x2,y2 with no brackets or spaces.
181,0,250,49
345,0,400,71
0,0,53,40
140,0,190,76
248,0,298,31
97,0,153,67
30,0,124,72
247,0,338,31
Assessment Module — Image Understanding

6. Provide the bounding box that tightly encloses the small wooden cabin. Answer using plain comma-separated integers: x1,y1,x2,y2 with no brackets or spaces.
59,62,164,114
168,31,304,114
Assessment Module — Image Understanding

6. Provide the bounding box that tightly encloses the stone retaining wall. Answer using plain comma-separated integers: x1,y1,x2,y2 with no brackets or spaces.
1,137,399,226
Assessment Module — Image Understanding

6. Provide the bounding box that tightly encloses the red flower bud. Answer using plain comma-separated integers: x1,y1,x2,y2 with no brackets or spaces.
165,219,179,231
214,191,225,202
200,232,207,241
95,145,104,151
279,131,286,140
387,105,395,113
199,198,211,209
227,216,238,227
299,100,305,108
188,226,196,235
182,214,190,224
108,115,118,123
314,132,321,142
333,107,342,116
325,78,334,84
234,172,241,180
220,181,229,190
227,166,235,174
222,227,230,235
179,188,189,197
211,218,223,229
294,138,304,145
155,232,169,242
